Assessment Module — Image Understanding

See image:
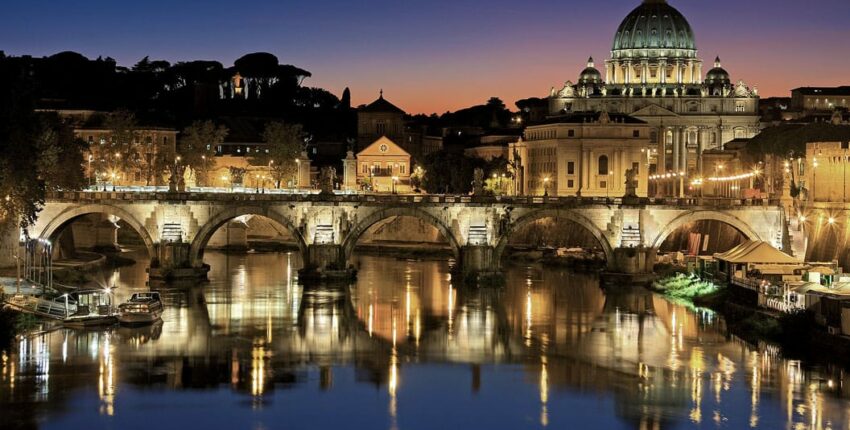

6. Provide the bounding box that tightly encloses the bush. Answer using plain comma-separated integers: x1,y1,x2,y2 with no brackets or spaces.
652,273,719,300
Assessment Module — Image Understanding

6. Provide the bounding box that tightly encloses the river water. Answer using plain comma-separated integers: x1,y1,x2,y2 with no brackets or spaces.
2,251,850,429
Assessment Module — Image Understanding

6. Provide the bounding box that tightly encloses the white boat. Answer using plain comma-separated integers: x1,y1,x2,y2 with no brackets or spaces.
63,289,119,328
118,292,163,325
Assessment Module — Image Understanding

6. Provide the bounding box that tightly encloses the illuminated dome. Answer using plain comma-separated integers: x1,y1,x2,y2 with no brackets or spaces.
606,0,702,86
578,57,602,85
705,56,730,85
612,0,696,56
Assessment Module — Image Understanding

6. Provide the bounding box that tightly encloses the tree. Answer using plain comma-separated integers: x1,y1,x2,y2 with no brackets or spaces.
35,115,88,191
89,110,142,186
253,122,304,188
178,121,228,187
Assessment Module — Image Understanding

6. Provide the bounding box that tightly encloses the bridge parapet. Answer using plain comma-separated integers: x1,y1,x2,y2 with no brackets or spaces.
45,191,782,209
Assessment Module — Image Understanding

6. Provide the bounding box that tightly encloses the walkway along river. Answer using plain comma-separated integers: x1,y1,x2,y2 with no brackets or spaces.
2,250,850,429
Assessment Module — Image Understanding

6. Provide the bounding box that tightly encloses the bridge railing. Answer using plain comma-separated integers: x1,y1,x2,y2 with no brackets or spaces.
46,190,782,208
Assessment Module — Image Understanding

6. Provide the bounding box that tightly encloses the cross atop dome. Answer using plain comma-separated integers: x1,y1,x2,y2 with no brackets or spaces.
587,57,594,68
714,56,722,68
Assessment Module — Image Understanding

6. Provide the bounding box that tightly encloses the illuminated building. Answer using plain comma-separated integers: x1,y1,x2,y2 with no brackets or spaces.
545,0,760,178
510,111,650,197
356,137,412,193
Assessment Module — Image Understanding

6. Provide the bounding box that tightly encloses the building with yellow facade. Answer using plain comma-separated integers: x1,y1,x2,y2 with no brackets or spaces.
355,137,411,193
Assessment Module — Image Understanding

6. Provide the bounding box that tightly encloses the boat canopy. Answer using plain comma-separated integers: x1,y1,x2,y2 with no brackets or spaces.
787,281,830,295
714,241,801,265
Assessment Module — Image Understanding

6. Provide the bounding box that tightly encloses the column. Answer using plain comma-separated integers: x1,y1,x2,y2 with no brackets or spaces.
671,128,679,174
342,151,357,191
696,128,704,175
676,61,683,84
679,128,688,173
658,127,667,173
660,60,667,84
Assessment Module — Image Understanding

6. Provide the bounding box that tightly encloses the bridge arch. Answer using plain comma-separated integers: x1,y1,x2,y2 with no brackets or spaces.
650,210,763,249
37,203,156,260
189,205,308,267
341,207,462,263
494,208,614,265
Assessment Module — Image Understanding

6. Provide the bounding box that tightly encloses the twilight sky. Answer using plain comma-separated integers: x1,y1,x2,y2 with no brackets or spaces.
2,0,848,114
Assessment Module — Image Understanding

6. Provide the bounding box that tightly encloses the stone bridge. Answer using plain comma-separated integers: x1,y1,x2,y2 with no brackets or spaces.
24,191,789,281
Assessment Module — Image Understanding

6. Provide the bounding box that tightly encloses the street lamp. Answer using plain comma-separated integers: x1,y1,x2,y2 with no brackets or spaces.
88,154,93,188
543,177,550,197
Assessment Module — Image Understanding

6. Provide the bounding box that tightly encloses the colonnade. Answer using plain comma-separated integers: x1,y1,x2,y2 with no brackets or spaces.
606,59,703,86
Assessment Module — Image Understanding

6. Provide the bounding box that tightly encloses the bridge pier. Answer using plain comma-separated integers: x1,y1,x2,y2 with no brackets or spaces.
148,242,209,283
307,244,344,270
459,245,503,285
601,246,657,287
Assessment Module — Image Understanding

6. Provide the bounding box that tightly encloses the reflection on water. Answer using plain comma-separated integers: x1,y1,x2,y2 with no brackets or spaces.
2,251,850,429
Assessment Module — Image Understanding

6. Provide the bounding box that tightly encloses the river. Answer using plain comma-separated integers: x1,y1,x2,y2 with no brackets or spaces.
2,251,849,429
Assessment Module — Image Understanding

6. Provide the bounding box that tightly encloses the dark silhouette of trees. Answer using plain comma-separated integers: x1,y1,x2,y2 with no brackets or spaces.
0,60,86,230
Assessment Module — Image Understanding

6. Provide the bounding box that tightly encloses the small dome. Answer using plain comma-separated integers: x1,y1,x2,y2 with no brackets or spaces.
578,57,602,85
705,56,730,85
612,0,696,53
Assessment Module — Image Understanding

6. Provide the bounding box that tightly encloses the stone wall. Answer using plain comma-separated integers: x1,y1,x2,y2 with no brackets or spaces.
358,216,445,244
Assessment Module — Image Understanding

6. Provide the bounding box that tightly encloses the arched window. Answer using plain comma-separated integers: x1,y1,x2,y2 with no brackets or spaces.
598,155,609,175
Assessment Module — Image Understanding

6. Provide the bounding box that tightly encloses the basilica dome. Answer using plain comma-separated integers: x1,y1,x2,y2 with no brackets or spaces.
705,56,730,85
578,57,602,85
612,0,696,55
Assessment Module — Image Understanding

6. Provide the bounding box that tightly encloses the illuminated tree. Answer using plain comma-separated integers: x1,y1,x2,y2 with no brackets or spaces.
178,120,228,186
253,121,304,188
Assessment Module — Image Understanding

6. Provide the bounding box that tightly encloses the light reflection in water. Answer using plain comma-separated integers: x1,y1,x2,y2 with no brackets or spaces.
1,251,850,429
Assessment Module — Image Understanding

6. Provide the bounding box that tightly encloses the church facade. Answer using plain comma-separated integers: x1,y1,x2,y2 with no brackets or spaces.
544,0,760,178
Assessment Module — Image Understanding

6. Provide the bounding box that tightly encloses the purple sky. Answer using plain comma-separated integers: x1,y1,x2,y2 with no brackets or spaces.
2,0,848,114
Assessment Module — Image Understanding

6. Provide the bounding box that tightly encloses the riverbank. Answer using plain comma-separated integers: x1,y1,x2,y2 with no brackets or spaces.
652,273,850,360
507,247,605,271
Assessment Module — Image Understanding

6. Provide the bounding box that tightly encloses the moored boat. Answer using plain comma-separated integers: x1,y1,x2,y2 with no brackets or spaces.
118,292,163,325
62,289,119,328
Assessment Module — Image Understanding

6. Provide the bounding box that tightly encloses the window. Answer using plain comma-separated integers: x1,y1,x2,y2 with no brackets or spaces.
600,181,607,188
735,104,746,112
568,129,575,137
633,130,640,138
650,131,658,143
567,161,575,175
400,164,406,174
632,162,640,174
376,121,386,136
598,155,609,175
567,179,574,188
